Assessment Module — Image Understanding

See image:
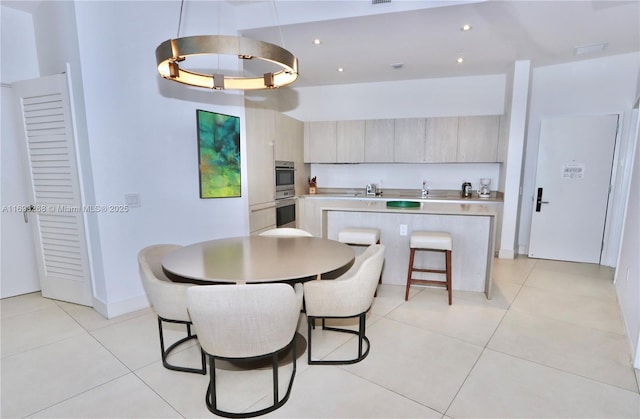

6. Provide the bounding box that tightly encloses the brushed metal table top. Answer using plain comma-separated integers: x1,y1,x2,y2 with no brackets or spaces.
162,236,355,284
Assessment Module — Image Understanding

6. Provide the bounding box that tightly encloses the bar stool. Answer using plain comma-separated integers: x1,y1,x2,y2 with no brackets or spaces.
338,228,381,295
405,231,452,305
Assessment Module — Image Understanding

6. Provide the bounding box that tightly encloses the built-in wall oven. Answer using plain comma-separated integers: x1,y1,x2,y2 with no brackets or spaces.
275,160,295,200
275,161,296,227
276,198,296,228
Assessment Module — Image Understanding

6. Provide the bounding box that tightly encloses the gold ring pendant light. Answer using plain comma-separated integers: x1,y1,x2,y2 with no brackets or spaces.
155,1,298,90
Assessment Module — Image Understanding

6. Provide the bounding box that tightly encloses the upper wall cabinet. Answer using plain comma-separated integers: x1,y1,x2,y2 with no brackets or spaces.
394,118,426,162
336,120,365,162
365,119,394,162
425,117,458,162
304,115,502,163
304,121,336,163
457,115,501,162
275,113,303,163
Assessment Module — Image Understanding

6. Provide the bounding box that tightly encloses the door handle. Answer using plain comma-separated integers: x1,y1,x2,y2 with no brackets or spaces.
23,204,35,223
535,188,550,212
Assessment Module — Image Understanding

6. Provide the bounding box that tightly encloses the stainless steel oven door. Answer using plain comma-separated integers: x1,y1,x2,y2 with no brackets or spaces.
275,198,296,228
275,161,295,192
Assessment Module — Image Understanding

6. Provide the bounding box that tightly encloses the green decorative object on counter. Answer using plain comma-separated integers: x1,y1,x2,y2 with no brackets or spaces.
386,201,420,208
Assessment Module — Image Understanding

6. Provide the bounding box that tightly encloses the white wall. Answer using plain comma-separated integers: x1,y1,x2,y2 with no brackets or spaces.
519,53,640,267
2,2,254,317
70,1,250,316
0,7,41,298
614,108,639,368
284,74,506,121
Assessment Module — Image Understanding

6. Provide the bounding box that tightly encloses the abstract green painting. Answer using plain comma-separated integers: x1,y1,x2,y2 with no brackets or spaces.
196,109,241,198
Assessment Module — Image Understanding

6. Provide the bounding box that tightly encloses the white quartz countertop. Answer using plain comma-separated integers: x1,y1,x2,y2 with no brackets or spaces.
300,188,503,204
316,199,498,217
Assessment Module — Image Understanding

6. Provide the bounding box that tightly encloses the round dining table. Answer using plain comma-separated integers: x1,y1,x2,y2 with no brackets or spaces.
162,235,355,284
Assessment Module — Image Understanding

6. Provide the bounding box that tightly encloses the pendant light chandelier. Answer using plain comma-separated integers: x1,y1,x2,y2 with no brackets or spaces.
155,1,298,91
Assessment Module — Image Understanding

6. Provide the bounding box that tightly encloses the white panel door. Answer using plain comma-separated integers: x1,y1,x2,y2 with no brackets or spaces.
528,114,619,264
12,73,93,306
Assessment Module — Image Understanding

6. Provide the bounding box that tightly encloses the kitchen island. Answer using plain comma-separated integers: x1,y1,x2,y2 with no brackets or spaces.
298,194,501,299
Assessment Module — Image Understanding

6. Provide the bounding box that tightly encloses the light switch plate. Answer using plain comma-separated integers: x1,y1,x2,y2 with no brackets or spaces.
124,193,141,208
400,224,407,236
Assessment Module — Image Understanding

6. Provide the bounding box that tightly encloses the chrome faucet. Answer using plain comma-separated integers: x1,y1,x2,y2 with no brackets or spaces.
421,180,429,198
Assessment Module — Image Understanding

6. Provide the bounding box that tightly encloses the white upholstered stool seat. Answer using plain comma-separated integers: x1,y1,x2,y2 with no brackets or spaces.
338,228,380,246
405,231,453,305
410,231,452,251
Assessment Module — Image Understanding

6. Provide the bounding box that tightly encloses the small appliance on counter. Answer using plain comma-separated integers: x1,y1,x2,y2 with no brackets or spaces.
479,178,491,198
461,182,472,198
366,183,377,196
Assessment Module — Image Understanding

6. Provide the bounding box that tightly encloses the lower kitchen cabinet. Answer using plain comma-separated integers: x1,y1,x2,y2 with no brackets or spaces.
249,201,276,234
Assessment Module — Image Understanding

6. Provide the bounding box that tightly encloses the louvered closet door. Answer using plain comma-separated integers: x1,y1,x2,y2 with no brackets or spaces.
12,73,93,306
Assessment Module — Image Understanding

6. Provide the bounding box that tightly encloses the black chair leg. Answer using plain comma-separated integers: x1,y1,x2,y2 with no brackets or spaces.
158,317,206,374
307,312,370,365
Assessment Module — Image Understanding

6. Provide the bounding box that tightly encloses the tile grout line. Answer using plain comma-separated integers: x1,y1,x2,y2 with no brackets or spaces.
55,299,187,418
441,258,538,417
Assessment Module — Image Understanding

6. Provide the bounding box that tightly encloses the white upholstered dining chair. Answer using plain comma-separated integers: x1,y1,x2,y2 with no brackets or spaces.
138,244,206,374
303,244,385,365
259,227,313,237
187,283,303,418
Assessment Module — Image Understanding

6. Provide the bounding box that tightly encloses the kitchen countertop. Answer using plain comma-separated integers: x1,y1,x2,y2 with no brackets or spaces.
316,198,499,217
300,188,503,204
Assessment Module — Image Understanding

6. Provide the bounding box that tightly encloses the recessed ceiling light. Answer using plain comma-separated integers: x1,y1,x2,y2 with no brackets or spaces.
337,67,344,72
461,24,472,31
456,57,464,63
313,39,322,45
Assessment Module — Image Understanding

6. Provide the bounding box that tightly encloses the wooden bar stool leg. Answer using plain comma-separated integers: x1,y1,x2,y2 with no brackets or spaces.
404,248,416,301
446,249,452,305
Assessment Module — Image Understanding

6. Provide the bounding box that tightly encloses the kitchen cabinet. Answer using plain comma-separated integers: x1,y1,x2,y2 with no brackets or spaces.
245,103,275,206
336,120,365,162
304,121,336,163
246,103,306,233
425,117,459,162
249,201,277,235
457,115,501,162
303,115,502,164
394,118,426,162
365,119,394,162
275,113,303,163
245,103,275,233
276,113,307,196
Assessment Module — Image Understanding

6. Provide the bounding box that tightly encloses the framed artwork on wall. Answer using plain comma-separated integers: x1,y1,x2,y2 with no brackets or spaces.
196,109,241,198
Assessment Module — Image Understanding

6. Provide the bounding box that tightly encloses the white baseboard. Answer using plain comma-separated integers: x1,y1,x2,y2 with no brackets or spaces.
92,294,150,319
498,248,516,259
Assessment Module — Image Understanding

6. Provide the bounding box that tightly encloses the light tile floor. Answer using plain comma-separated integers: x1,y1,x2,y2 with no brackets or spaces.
2,257,639,418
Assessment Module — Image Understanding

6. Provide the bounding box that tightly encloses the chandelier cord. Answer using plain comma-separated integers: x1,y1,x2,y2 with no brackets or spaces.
176,0,185,38
272,1,286,48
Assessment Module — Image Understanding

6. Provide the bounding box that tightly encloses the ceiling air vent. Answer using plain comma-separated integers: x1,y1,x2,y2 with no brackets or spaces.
372,0,391,4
